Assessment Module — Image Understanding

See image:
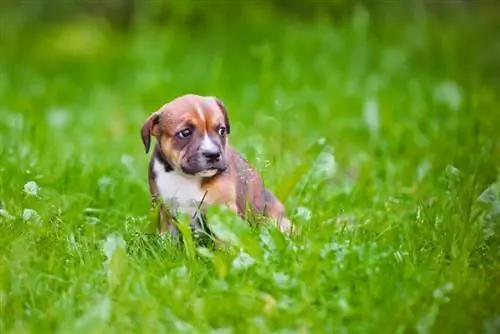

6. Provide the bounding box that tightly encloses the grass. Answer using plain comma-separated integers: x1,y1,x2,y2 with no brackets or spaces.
1,4,500,333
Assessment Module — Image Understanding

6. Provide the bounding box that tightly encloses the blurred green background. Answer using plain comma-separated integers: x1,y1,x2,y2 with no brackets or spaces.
1,1,500,333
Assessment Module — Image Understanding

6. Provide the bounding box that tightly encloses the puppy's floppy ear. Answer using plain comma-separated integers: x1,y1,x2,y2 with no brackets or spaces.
140,111,161,154
213,97,231,135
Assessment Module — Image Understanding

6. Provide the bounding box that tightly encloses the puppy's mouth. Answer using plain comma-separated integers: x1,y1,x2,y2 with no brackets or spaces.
180,162,228,178
195,169,219,178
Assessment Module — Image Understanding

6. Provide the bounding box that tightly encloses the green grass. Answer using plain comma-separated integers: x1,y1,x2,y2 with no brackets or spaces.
1,5,500,333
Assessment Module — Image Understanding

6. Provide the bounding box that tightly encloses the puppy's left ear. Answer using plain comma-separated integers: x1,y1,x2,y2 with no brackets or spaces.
212,97,231,135
140,111,161,154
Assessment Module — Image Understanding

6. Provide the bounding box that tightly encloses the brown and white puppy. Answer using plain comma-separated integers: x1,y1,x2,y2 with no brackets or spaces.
140,94,292,242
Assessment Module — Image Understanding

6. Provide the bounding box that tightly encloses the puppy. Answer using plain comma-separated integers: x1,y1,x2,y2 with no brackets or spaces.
140,94,292,242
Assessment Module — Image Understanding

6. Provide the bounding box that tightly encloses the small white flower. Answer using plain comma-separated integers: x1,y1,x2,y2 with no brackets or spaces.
23,181,40,197
171,266,188,278
363,98,380,135
432,282,454,303
276,295,294,310
442,282,454,292
478,185,499,205
22,208,41,224
295,206,312,221
102,233,126,264
320,242,340,257
338,298,350,312
259,229,276,250
98,176,112,189
417,161,431,182
445,164,463,179
320,242,349,262
314,150,337,179
0,209,14,220
434,80,462,111
231,251,256,271
47,108,70,127
273,272,296,289
120,155,134,168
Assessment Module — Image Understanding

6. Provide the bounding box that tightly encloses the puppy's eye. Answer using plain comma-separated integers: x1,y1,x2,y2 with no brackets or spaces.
177,128,192,139
218,126,227,137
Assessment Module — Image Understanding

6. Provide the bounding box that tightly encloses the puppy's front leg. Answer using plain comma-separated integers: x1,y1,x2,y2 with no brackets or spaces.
158,203,180,239
149,178,180,240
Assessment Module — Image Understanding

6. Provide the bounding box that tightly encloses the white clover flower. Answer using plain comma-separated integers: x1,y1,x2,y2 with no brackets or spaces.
22,208,41,224
101,233,126,264
98,176,112,190
0,209,14,220
434,80,462,111
47,108,70,127
445,164,462,178
23,181,40,197
120,155,134,168
295,206,312,221
231,251,256,271
171,266,188,278
363,97,380,135
259,229,276,250
273,272,296,289
313,150,337,179
433,282,454,303
478,185,499,205
338,298,350,312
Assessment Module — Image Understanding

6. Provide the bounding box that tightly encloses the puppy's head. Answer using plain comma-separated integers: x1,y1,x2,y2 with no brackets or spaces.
141,94,231,178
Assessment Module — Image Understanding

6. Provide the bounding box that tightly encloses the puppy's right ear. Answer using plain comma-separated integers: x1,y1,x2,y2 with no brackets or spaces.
140,111,161,154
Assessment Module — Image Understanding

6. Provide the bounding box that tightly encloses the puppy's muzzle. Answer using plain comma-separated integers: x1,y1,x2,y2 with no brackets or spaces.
181,149,227,177
199,135,222,164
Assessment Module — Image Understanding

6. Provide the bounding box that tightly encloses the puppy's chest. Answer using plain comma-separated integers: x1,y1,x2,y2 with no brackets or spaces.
153,160,206,214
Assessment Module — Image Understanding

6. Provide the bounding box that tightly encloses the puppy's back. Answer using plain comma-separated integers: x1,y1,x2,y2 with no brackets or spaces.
229,148,288,226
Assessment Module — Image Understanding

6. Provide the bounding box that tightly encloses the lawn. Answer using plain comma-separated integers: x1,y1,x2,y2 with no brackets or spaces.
1,4,499,333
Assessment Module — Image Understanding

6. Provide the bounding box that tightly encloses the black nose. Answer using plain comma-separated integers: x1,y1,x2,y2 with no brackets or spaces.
202,150,221,162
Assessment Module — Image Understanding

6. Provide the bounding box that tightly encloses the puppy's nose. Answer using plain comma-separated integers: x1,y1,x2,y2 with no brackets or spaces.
202,150,221,162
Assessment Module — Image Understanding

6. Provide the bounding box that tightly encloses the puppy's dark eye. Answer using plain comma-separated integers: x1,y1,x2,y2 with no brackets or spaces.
177,128,192,139
218,126,226,137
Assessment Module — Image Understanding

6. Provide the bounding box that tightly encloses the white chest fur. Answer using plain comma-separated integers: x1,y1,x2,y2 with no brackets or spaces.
152,158,206,215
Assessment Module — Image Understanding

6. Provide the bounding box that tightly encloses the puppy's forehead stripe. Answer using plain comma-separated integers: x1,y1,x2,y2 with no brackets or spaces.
194,103,206,124
161,101,222,136
192,102,225,136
